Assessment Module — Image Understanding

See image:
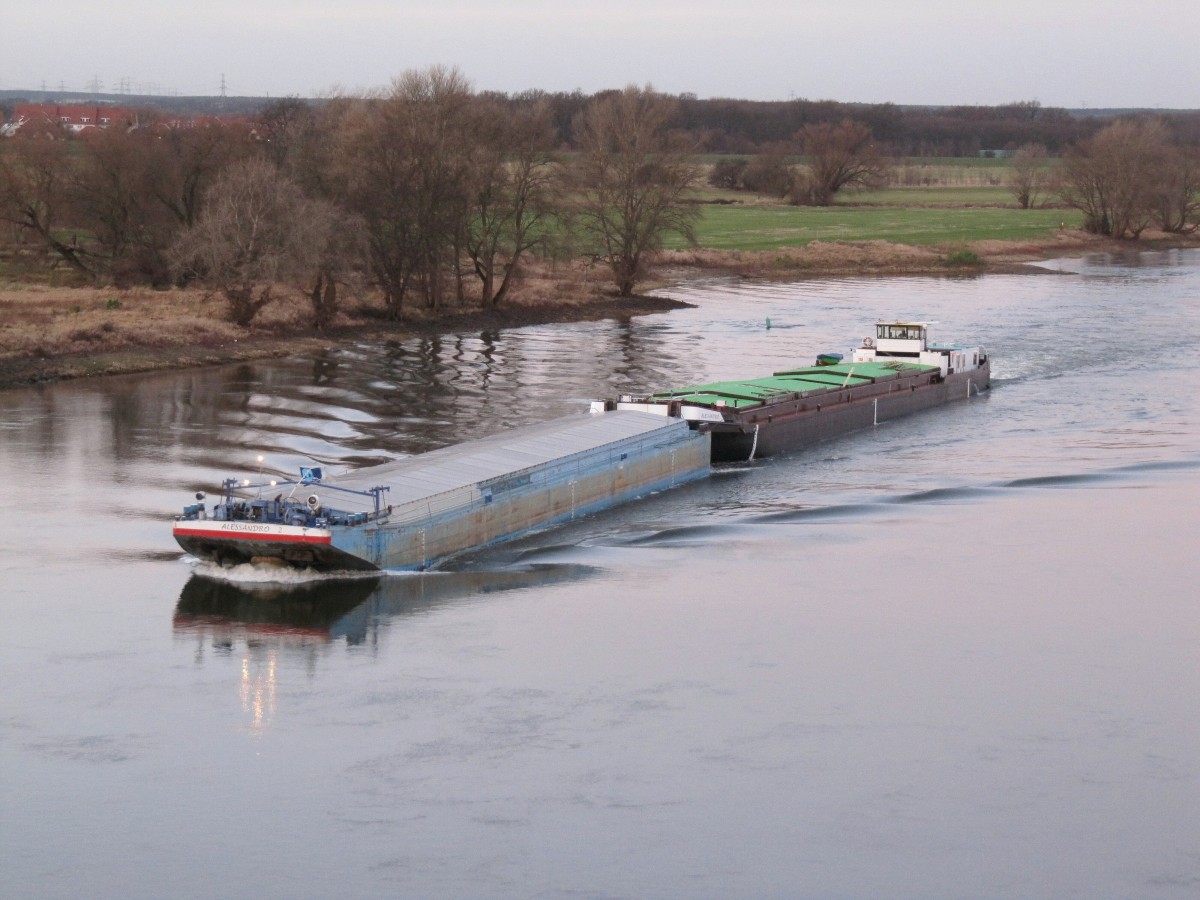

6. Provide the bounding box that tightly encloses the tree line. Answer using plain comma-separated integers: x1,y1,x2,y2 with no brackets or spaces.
10,90,1197,155
706,116,1199,238
0,73,700,325
1,73,1197,328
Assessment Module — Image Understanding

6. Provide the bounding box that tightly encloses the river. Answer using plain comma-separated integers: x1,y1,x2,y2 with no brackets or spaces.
2,250,1197,899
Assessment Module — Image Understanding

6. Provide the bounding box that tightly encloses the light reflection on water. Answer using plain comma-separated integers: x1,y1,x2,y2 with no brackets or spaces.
1,249,1198,899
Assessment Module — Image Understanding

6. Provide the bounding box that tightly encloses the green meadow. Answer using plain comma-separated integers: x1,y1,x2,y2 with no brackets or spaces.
678,159,1075,251
675,202,1073,251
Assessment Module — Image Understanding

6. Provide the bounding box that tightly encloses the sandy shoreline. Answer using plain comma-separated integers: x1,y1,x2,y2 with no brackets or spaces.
3,231,1196,391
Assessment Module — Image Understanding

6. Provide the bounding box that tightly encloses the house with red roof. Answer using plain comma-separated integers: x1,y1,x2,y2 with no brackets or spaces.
1,103,139,136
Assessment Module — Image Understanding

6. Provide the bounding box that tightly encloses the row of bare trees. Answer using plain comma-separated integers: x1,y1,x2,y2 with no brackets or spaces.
708,116,1199,233
1005,121,1199,236
3,77,1197,329
1058,120,1199,237
0,73,699,325
0,121,253,285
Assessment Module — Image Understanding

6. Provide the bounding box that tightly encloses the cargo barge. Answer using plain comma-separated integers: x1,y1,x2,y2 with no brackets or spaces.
173,322,987,573
609,321,989,461
173,409,711,573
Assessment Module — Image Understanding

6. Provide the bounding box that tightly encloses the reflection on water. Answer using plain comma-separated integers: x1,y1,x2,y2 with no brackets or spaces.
173,564,596,734
3,250,1199,899
174,575,385,733
175,573,382,643
7,250,1197,497
174,563,596,648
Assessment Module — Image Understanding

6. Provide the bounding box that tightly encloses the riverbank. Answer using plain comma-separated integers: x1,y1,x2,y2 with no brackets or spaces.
3,229,1196,390
0,287,690,390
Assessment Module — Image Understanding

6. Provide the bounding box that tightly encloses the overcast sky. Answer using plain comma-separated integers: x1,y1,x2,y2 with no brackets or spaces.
5,1,1197,107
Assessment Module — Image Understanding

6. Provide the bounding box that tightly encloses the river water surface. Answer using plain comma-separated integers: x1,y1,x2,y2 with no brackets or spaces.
2,251,1198,898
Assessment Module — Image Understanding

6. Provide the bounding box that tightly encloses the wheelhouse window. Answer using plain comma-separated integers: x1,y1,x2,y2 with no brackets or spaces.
877,324,925,340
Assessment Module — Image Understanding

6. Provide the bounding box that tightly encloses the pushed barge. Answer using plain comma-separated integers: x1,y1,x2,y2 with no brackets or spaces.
174,410,710,572
610,321,989,461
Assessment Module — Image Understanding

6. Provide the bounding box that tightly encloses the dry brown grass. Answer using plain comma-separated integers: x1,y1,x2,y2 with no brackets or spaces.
0,260,666,388
1,285,236,357
3,229,1196,389
0,264,605,357
656,228,1200,282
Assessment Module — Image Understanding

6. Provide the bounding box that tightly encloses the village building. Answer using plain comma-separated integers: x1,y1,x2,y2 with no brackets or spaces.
0,103,141,136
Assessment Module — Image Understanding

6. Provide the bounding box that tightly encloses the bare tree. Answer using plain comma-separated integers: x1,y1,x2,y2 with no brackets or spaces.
0,135,93,277
258,97,314,169
145,121,256,231
169,159,342,326
333,97,420,318
280,93,357,201
334,67,475,317
295,203,366,330
1060,118,1170,239
399,67,475,310
69,126,184,285
1153,145,1200,234
793,120,890,206
1009,143,1053,209
463,99,559,306
572,86,700,297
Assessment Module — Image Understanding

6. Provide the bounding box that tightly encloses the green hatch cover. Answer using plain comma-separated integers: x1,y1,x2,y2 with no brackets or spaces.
650,361,937,408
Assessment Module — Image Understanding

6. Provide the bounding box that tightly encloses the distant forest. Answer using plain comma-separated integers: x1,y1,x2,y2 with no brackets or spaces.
3,89,1199,156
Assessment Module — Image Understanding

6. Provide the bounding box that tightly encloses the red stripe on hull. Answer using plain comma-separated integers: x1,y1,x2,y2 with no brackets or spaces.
172,525,332,545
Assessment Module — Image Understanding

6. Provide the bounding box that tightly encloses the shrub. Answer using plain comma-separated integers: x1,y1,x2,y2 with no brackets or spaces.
944,249,983,267
741,152,795,198
708,158,748,190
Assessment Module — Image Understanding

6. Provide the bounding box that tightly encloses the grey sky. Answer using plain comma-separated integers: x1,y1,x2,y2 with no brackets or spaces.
5,1,1197,107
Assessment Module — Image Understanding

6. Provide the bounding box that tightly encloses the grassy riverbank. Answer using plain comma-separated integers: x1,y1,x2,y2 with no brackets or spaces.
0,275,690,389
3,189,1197,390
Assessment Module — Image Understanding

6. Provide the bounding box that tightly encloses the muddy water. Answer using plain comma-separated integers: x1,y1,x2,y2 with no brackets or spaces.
2,250,1198,898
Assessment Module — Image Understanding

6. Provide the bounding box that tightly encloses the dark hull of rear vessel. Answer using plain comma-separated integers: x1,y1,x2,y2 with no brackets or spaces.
707,362,990,462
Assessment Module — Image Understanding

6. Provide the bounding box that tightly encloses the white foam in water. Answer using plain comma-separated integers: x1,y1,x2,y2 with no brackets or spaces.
190,559,379,585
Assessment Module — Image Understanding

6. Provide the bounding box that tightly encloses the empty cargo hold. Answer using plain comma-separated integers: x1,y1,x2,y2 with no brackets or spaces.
174,409,711,572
